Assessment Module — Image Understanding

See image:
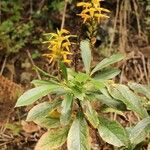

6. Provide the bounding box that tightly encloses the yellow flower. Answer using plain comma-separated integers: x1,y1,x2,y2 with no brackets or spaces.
62,51,72,63
77,13,91,23
92,0,100,7
77,2,92,8
62,42,71,51
43,29,75,64
77,0,110,23
94,13,109,22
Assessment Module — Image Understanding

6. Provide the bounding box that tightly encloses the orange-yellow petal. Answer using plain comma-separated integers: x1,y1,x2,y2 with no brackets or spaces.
77,2,91,8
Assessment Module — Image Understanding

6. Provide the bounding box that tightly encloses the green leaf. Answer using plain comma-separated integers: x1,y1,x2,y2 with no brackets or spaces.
91,53,125,75
80,40,92,74
101,107,126,118
34,65,58,80
67,68,77,80
27,101,61,121
34,116,61,129
67,113,91,150
35,127,69,150
107,84,148,118
71,86,86,101
60,94,73,125
31,80,58,87
94,68,120,81
15,85,64,107
129,116,150,145
74,72,89,83
5,123,21,136
98,117,130,147
128,82,150,100
95,92,126,110
59,61,68,80
27,101,61,129
96,94,126,110
84,101,99,128
0,20,14,32
91,79,105,89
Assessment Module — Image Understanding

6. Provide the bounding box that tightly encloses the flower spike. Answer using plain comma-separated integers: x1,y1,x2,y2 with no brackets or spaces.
43,29,75,64
77,0,110,23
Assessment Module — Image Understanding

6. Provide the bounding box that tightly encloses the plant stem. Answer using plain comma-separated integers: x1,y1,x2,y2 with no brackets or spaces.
26,50,41,79
26,49,52,101
61,0,68,29
0,55,7,75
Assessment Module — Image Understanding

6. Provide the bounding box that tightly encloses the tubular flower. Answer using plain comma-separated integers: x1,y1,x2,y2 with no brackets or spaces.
43,29,76,64
77,0,110,23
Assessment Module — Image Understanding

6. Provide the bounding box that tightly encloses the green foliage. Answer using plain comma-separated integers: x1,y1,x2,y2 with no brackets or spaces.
60,93,73,125
59,61,68,81
93,68,120,81
5,123,22,136
16,40,150,149
80,40,92,74
90,53,125,75
128,82,150,100
98,117,130,147
84,101,99,128
15,84,64,107
128,116,150,147
49,0,73,12
107,84,148,119
50,0,65,12
67,113,91,150
0,1,33,54
26,101,61,122
35,127,69,150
